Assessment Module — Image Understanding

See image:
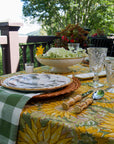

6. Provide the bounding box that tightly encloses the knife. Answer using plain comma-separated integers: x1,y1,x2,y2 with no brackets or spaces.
62,90,93,110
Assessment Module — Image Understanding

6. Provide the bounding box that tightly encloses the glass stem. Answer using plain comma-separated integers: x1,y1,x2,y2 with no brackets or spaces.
93,72,99,88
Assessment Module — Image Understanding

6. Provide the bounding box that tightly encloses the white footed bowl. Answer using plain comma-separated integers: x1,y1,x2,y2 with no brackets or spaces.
36,57,84,73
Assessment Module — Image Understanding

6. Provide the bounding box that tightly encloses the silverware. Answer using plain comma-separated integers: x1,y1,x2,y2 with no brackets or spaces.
82,90,93,97
92,89,104,100
62,90,93,110
72,89,105,114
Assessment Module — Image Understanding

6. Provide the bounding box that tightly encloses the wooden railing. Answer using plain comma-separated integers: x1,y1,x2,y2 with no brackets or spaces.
0,22,113,75
0,22,59,74
90,37,114,56
18,36,59,71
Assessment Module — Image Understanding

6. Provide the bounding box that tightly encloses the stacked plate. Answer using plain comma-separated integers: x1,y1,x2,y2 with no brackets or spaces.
2,74,80,98
2,73,73,91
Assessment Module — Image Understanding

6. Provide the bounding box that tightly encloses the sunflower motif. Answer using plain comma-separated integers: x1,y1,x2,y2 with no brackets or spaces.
99,113,114,138
105,92,114,100
22,105,40,115
92,92,114,110
76,126,109,144
40,87,94,119
40,93,110,123
92,101,114,109
41,100,76,119
18,118,73,144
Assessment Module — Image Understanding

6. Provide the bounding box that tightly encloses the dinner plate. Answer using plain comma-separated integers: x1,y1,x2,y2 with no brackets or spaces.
27,77,80,100
2,73,73,92
75,71,106,79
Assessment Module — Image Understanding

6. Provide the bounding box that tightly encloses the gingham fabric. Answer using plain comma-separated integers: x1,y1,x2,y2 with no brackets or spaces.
0,86,41,144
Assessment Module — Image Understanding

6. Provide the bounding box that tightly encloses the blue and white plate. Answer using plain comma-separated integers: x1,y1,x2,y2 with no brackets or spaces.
2,73,73,92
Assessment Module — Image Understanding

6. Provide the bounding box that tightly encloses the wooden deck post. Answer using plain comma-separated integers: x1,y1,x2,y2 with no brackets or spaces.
0,22,22,74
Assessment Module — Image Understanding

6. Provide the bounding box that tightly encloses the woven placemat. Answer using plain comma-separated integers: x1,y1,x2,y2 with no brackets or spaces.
30,77,80,99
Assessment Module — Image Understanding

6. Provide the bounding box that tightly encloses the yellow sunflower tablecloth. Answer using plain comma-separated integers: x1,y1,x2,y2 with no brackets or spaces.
0,65,114,144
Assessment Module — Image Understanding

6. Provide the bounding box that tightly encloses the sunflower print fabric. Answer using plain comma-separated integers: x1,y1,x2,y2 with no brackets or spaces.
17,88,114,144
3,65,113,144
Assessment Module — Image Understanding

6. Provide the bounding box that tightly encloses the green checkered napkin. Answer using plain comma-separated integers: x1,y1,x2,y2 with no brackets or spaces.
0,86,41,144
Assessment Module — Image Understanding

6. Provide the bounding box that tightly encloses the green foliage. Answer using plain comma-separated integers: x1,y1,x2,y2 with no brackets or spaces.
21,0,114,35
19,43,50,71
19,44,38,71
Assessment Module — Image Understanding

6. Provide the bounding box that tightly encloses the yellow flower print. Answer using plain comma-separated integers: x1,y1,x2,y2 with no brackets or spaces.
76,126,108,144
100,113,114,138
105,92,114,100
18,119,73,144
92,101,114,109
91,90,114,110
41,100,76,118
36,45,44,56
22,105,39,115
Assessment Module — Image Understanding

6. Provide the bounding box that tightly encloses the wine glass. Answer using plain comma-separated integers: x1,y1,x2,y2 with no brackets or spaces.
87,47,107,88
105,59,114,93
68,43,80,51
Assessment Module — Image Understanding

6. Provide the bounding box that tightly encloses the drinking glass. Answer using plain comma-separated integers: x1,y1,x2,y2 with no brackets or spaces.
68,43,80,51
87,47,107,88
25,63,34,73
105,60,114,93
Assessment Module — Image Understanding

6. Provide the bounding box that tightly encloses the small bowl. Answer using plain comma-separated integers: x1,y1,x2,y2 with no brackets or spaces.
36,57,84,73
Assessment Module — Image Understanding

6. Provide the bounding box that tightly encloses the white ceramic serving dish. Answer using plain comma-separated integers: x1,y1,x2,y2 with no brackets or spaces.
36,57,84,73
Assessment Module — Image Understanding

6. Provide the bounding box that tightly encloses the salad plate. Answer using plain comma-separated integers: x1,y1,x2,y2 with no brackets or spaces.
2,73,73,92
68,71,106,79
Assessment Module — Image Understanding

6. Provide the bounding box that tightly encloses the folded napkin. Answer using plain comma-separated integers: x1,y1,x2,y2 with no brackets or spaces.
0,86,41,144
68,71,106,79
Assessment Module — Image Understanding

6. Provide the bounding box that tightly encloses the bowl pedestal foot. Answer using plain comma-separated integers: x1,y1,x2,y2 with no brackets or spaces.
51,67,71,73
